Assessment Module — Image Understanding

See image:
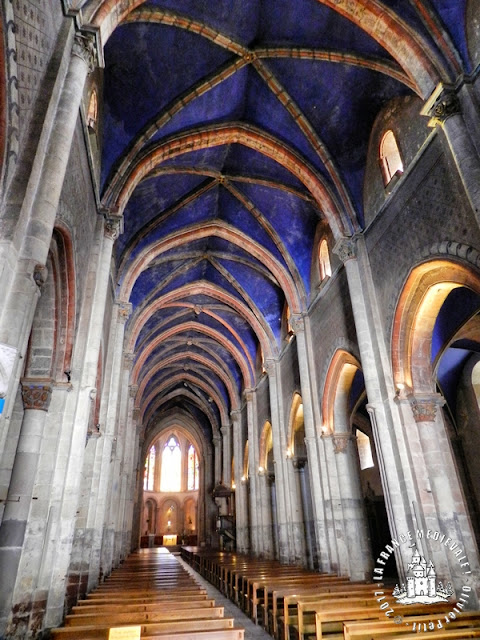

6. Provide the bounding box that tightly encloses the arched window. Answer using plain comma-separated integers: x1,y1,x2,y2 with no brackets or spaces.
379,130,403,186
144,445,155,491
319,239,332,281
187,444,199,490
87,89,98,130
160,436,181,492
356,430,374,470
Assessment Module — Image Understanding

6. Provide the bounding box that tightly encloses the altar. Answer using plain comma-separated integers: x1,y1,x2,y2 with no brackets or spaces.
162,534,177,546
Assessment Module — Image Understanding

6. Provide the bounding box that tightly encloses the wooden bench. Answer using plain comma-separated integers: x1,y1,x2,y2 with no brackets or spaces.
273,583,381,640
343,611,480,639
64,606,225,626
50,548,245,639
51,621,244,639
313,602,451,640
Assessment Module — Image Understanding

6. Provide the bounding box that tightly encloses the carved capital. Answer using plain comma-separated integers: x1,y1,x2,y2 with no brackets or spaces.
21,379,53,411
290,313,305,334
129,384,138,399
117,301,132,323
212,434,221,447
132,407,141,422
33,264,48,289
104,216,122,240
426,88,461,127
230,409,242,424
332,433,353,454
292,456,307,470
72,32,97,73
333,236,358,263
244,387,255,401
123,351,134,369
220,424,231,437
407,393,445,423
264,359,278,378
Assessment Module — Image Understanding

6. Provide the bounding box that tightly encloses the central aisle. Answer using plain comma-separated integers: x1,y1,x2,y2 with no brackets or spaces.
175,555,272,640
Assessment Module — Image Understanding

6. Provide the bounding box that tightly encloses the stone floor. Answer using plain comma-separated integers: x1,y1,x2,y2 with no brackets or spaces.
176,555,273,639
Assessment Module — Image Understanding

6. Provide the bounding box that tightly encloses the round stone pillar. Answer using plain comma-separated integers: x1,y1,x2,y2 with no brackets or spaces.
422,85,480,227
0,380,52,636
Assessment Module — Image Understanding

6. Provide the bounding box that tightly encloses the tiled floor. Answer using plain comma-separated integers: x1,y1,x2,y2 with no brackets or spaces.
176,556,273,639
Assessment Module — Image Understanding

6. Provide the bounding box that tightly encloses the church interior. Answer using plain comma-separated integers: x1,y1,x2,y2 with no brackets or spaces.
1,0,480,637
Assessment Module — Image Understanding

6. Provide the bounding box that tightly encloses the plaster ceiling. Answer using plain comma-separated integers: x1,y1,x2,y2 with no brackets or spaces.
83,0,469,442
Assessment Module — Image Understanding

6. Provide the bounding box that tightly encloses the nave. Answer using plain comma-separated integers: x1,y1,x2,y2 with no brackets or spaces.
53,546,480,640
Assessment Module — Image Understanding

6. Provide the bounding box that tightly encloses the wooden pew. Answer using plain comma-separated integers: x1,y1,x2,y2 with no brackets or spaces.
51,621,244,639
249,575,350,626
64,605,225,626
51,547,245,640
343,611,480,640
272,582,380,640
313,602,451,640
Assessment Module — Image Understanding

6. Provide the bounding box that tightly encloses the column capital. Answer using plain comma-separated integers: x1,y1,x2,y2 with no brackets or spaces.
263,358,279,377
421,83,461,127
104,215,123,240
407,392,446,423
333,235,360,263
72,32,98,73
244,387,256,401
129,384,138,398
33,264,48,289
132,407,141,422
220,424,231,436
123,351,134,369
331,432,354,454
292,456,307,470
212,434,221,447
290,313,306,334
20,378,53,411
116,301,132,323
230,409,242,423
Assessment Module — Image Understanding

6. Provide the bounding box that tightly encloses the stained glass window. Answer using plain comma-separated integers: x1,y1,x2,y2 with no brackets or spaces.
187,444,199,490
160,436,181,492
143,445,155,491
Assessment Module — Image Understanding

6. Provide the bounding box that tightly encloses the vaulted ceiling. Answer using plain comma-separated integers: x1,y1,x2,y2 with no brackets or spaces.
83,0,470,443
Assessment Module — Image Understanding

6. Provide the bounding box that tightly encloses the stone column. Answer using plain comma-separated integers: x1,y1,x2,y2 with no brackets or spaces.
268,474,279,559
395,390,480,599
334,235,418,573
213,434,222,486
422,85,480,226
294,458,314,569
231,410,248,553
244,388,261,555
331,434,372,580
44,217,121,628
264,361,295,563
221,423,232,487
291,313,329,568
0,33,97,419
0,380,52,636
